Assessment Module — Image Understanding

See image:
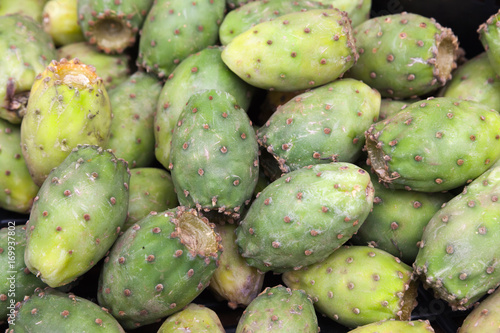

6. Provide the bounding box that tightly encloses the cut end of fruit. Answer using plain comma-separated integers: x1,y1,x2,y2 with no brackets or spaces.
53,58,100,90
177,210,220,258
434,28,459,85
92,17,134,54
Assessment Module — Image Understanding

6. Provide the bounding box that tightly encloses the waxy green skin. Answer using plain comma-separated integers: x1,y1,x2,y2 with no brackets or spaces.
440,52,500,111
157,303,225,333
413,160,500,311
0,14,56,124
348,319,435,332
169,89,259,218
0,0,46,23
236,162,374,273
235,285,319,333
458,286,500,333
7,288,125,332
282,246,418,328
257,78,381,173
0,120,39,213
24,145,130,288
97,207,222,329
43,0,85,46
107,71,161,168
365,97,500,192
154,46,254,169
78,0,154,53
0,226,47,324
347,12,459,98
479,10,500,77
125,167,178,231
221,8,358,92
138,0,226,79
378,98,417,121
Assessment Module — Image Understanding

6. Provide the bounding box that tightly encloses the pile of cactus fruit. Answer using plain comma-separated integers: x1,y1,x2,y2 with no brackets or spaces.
2,0,500,332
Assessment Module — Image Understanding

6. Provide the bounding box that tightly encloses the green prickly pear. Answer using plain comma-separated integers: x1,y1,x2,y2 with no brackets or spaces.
157,303,225,333
24,145,130,288
347,319,435,332
42,0,85,46
479,9,500,77
378,98,418,121
365,97,500,192
458,287,500,333
0,0,46,23
282,245,418,328
221,8,358,91
97,207,222,329
20,58,112,187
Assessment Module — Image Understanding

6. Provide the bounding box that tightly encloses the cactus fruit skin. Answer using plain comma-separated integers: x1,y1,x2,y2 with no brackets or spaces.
282,246,418,328
479,10,500,77
0,120,39,214
137,0,226,79
125,167,178,231
347,319,435,332
257,78,381,173
107,71,161,168
97,207,222,329
169,89,259,218
0,0,46,23
7,288,125,332
365,97,500,192
154,46,254,170
24,145,130,288
378,98,418,121
236,162,374,273
20,58,112,187
209,223,265,309
42,0,85,46
235,285,319,333
413,160,500,311
0,225,47,325
439,52,500,111
157,303,225,333
347,12,459,99
458,287,500,333
0,14,57,124
221,8,358,92
77,0,154,54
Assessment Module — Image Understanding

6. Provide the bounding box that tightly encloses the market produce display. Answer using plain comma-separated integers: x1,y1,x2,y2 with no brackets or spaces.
1,1,500,332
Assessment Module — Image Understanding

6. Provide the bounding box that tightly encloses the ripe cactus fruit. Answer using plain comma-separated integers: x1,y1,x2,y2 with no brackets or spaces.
169,89,259,218
24,145,130,288
347,319,435,332
7,288,125,332
235,285,319,333
458,287,500,332
154,46,254,169
413,160,500,311
157,303,225,333
282,245,418,328
209,223,265,309
97,207,222,329
137,0,226,79
257,78,381,173
221,8,358,92
479,9,500,77
20,58,112,187
0,120,39,214
42,0,85,46
77,0,154,54
236,162,375,273
125,167,178,231
0,14,57,124
107,71,162,168
365,97,500,192
347,12,459,98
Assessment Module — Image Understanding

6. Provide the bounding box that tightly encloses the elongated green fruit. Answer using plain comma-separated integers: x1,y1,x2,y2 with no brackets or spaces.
458,287,500,333
157,303,225,333
347,319,435,332
479,9,500,77
43,0,85,46
0,0,46,23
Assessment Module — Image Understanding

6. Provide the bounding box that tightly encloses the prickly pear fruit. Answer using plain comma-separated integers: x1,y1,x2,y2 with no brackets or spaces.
7,288,125,332
42,0,85,46
125,167,178,231
347,319,435,332
458,287,500,333
24,145,129,288
97,207,222,329
169,89,259,218
257,78,380,173
20,58,112,186
77,0,155,54
1,225,47,325
347,12,459,98
137,0,226,79
154,46,254,169
0,0,46,23
236,162,374,273
235,285,319,333
283,245,418,328
365,97,500,192
0,120,39,214
209,223,264,309
157,303,225,333
413,160,500,310
0,14,57,124
378,98,418,121
107,71,162,168
321,0,371,28
221,8,358,91
479,9,500,77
